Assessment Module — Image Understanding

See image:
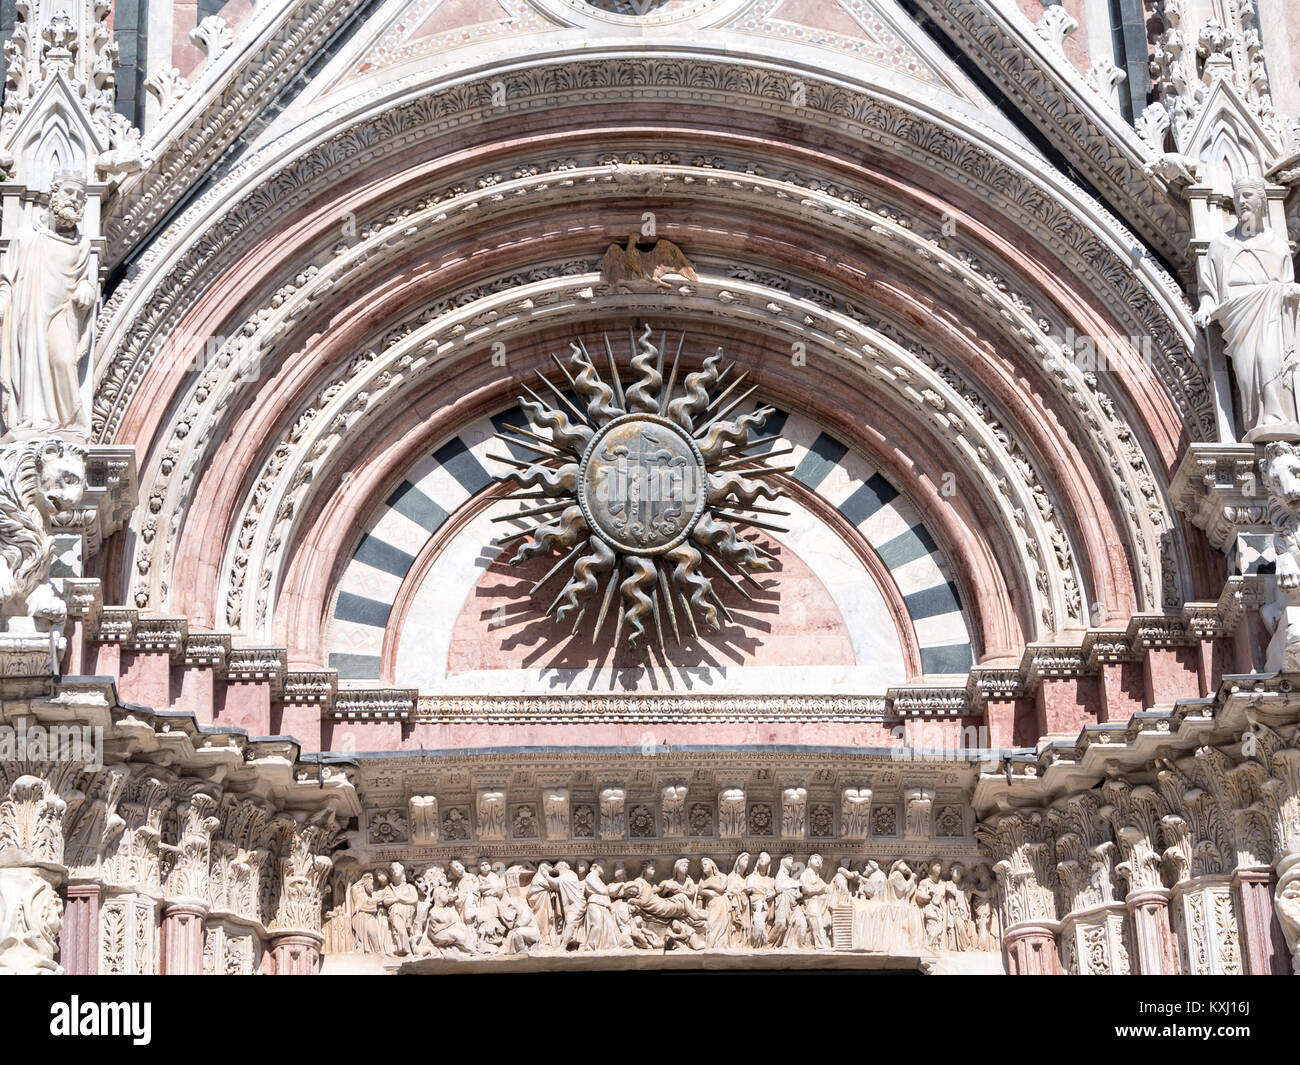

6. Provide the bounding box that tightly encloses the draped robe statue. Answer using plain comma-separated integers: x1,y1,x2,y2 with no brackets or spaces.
0,174,96,440
1197,179,1300,442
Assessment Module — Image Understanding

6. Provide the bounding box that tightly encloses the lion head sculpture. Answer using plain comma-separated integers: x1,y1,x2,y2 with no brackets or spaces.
1261,441,1300,522
0,436,88,628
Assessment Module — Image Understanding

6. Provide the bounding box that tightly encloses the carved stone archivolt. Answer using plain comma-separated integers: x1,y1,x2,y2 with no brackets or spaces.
115,151,1187,632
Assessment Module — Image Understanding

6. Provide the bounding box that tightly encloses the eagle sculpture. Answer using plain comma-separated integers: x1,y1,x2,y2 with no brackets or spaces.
601,234,699,293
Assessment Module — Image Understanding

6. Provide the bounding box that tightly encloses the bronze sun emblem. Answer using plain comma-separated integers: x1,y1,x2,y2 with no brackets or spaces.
490,326,792,652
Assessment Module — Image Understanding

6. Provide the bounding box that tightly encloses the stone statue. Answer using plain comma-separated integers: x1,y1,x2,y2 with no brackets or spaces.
800,854,832,949
542,788,568,839
0,174,96,440
598,786,625,839
746,850,775,946
781,786,807,838
474,858,506,944
0,436,88,633
970,864,1001,952
476,788,506,841
698,856,731,948
724,852,751,948
526,860,560,946
539,860,585,950
499,899,540,956
348,872,381,953
1196,178,1300,441
770,854,807,948
580,860,620,950
661,784,687,837
600,233,698,293
1259,442,1300,673
382,862,418,956
718,786,746,838
945,863,976,953
915,860,947,948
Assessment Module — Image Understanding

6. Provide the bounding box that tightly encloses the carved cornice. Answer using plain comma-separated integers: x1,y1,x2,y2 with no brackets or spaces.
408,693,888,724
72,603,1250,725
333,689,417,721
889,686,968,719
184,633,231,669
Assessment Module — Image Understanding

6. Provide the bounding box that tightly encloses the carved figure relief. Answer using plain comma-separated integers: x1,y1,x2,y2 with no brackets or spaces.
338,853,1000,962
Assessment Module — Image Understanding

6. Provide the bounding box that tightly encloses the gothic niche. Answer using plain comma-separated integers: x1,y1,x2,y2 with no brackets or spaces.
490,326,789,655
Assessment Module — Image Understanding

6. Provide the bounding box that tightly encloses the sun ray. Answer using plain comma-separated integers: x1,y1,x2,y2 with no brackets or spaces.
696,543,758,598
659,332,686,415
555,538,614,627
665,349,722,430
570,341,622,424
625,324,662,413
703,369,750,417
491,501,573,522
649,578,666,650
712,511,791,534
487,451,561,472
492,432,567,461
600,334,626,411
512,505,587,563
501,462,580,495
714,444,795,469
656,561,681,645
530,538,589,595
619,556,657,650
526,377,592,431
693,513,774,572
665,543,719,630
592,556,622,641
515,398,592,452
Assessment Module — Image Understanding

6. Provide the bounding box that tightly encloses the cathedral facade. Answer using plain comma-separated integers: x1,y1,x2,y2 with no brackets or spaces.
2,0,1300,975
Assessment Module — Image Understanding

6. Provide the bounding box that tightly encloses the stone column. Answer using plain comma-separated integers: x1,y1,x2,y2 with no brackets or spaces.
1126,888,1180,974
269,932,323,974
1234,868,1289,974
59,883,101,975
1101,778,1179,973
977,809,1061,975
268,809,340,977
159,900,207,974
1003,923,1060,974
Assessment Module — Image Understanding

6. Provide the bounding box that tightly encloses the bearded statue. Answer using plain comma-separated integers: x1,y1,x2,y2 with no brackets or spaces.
1259,441,1300,673
0,172,97,440
1196,178,1300,441
0,436,87,633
